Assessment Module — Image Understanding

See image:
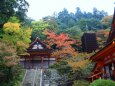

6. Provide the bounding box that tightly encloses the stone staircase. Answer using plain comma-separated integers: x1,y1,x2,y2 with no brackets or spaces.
21,69,41,86
21,69,60,86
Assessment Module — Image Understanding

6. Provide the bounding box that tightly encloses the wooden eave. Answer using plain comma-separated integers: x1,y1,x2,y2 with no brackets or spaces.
90,40,115,62
29,37,48,49
27,48,51,52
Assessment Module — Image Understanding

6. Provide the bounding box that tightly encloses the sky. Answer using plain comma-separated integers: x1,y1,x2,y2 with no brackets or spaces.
26,0,115,20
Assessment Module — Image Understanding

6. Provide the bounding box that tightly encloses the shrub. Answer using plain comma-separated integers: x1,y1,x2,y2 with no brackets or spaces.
90,79,115,86
73,80,90,86
0,65,25,86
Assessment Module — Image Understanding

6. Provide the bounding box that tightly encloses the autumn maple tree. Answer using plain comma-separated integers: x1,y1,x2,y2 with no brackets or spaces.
45,30,91,70
44,30,77,60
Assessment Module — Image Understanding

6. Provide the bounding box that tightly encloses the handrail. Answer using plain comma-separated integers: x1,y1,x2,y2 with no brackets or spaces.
32,68,37,86
88,71,104,78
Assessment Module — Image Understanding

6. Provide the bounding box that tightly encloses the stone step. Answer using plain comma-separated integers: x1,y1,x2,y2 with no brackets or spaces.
22,69,41,86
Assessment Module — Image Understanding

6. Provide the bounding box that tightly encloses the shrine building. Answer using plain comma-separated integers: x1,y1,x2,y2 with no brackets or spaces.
88,8,115,82
20,37,55,69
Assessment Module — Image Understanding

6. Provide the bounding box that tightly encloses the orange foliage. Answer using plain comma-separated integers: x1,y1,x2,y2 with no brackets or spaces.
96,29,109,48
96,30,109,38
44,30,77,59
45,31,92,71
0,40,19,67
4,56,18,67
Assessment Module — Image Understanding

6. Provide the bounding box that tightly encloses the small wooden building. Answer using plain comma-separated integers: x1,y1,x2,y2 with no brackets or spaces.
21,37,54,69
81,33,98,53
88,8,115,82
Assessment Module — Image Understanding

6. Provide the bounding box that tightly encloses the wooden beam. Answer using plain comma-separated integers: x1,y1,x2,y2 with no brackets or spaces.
92,43,115,61
41,57,44,69
90,41,115,61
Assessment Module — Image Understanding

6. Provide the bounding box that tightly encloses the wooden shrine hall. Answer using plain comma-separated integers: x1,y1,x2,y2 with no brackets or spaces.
21,37,53,69
88,8,115,82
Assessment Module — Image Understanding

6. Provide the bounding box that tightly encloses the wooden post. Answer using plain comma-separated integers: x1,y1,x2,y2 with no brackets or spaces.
31,57,34,69
48,55,50,68
28,57,31,69
30,56,32,69
41,57,44,69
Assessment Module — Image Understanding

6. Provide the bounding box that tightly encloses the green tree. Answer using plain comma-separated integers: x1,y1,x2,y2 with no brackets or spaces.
68,18,76,28
58,8,70,29
93,7,107,20
43,16,59,31
22,17,34,28
55,7,108,32
8,16,20,23
64,26,83,40
75,7,83,21
77,18,102,31
31,20,49,41
0,0,29,28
